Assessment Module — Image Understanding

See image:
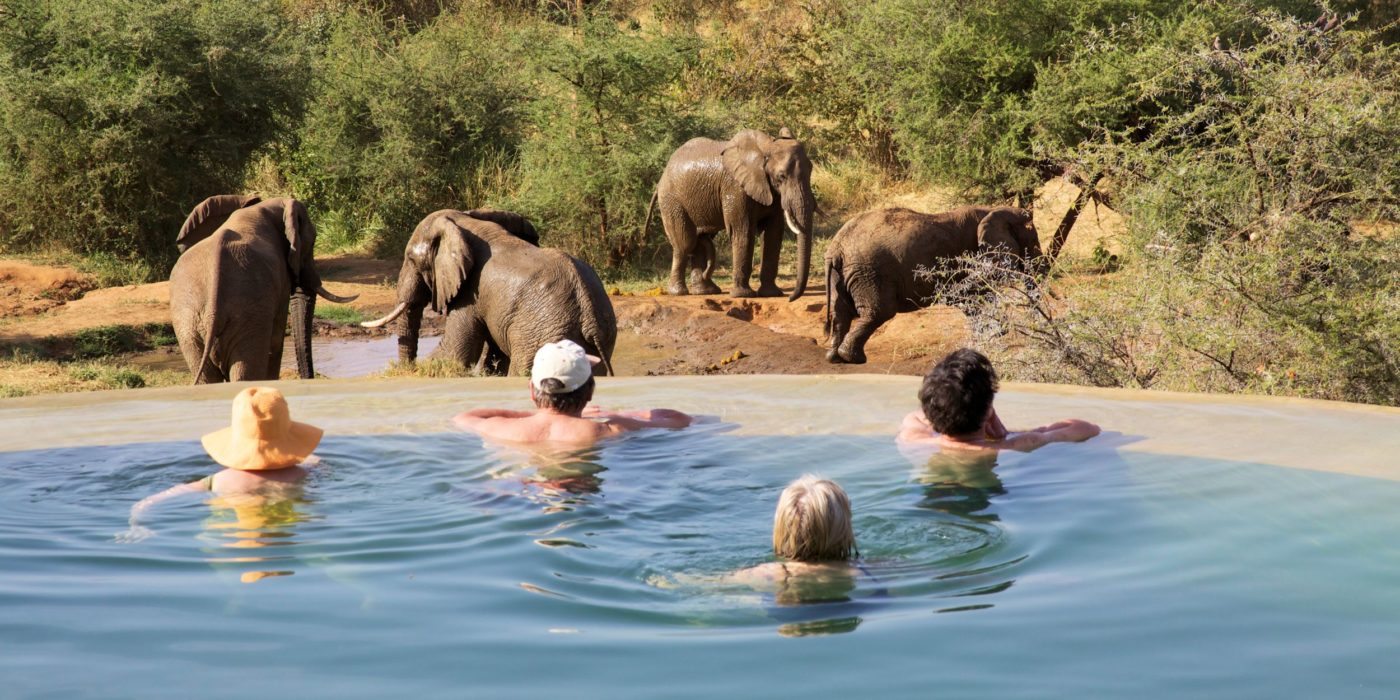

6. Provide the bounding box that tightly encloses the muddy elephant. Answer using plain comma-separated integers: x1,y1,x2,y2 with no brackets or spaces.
824,206,1042,364
361,209,616,375
644,128,815,300
169,195,358,383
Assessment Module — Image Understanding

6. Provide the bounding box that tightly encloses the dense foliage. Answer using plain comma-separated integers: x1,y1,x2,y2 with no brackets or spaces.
0,0,1395,403
0,0,304,268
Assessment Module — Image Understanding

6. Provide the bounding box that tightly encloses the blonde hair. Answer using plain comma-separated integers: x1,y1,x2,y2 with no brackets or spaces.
772,475,856,562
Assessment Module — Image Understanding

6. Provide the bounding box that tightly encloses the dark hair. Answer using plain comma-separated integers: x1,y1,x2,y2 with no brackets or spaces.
918,349,998,436
533,376,595,415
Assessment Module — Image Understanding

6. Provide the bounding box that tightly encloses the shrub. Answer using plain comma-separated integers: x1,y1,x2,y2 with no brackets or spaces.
955,11,1400,405
0,0,306,269
510,10,707,269
285,6,528,255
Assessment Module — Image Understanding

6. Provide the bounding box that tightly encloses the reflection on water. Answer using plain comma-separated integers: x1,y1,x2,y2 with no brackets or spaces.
913,450,1006,522
200,489,311,584
483,443,609,513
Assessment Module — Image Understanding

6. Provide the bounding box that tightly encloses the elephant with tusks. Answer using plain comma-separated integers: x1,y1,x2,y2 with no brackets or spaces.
644,128,816,300
169,195,359,383
361,209,616,376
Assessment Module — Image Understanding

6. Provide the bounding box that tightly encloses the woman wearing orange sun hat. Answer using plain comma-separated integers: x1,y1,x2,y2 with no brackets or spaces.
119,387,324,544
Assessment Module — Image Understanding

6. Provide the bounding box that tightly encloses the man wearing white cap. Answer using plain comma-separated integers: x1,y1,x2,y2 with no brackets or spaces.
453,340,692,444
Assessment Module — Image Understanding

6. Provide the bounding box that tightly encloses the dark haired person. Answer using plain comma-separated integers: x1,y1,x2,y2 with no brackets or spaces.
453,340,692,444
898,348,1100,452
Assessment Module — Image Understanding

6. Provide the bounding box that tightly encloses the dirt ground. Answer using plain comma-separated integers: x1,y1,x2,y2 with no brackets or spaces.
0,177,1121,392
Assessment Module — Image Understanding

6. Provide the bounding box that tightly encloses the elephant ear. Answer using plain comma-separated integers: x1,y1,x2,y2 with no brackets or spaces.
977,208,1033,256
466,208,539,246
430,216,474,315
283,199,320,291
176,194,261,253
722,130,774,206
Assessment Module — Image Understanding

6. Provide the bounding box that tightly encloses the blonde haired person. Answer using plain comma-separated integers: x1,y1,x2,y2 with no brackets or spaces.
722,475,863,603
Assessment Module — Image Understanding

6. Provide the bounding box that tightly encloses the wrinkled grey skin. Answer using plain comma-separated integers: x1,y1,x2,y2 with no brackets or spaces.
169,196,356,383
645,128,815,300
367,209,616,376
824,206,1042,364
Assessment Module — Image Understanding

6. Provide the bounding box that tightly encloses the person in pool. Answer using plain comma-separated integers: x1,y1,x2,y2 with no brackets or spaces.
119,386,324,543
898,348,1101,452
452,339,693,445
727,475,862,599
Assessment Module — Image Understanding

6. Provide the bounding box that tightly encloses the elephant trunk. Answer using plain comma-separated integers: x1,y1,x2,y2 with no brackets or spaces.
382,258,431,364
783,191,815,301
290,290,315,379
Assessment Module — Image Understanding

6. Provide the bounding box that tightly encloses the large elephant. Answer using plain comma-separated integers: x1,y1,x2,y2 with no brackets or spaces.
361,209,616,375
824,206,1042,364
644,128,815,300
169,195,357,383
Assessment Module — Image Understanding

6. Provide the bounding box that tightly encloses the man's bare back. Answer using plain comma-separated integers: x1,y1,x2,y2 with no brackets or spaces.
452,406,692,445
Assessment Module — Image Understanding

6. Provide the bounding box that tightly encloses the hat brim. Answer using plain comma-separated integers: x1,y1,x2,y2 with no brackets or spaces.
201,420,324,471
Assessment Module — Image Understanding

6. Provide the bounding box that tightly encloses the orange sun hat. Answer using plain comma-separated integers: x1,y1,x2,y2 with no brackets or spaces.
201,387,324,471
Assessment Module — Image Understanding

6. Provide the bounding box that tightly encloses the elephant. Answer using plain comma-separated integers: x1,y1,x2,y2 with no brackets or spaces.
169,195,358,383
360,209,616,376
824,206,1043,364
644,127,815,300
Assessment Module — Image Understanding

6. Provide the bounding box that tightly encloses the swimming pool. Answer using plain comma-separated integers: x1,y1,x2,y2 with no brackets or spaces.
2,376,1397,698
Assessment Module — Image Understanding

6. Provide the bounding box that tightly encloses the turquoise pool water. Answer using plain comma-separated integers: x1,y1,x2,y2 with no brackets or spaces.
1,377,1397,698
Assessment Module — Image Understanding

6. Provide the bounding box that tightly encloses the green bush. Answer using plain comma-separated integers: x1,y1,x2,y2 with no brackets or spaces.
968,11,1400,405
286,6,528,255
509,11,707,269
0,0,306,269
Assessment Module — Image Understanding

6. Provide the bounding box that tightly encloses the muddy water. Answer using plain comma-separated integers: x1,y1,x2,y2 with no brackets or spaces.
279,335,442,378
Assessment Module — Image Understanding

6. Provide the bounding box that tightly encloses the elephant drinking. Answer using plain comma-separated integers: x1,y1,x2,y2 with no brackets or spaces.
361,209,616,376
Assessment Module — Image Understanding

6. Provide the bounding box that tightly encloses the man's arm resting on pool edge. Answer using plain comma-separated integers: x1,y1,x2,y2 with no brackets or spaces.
453,408,533,431
584,407,693,430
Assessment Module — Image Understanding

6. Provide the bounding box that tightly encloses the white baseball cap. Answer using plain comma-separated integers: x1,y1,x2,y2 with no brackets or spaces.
531,340,599,393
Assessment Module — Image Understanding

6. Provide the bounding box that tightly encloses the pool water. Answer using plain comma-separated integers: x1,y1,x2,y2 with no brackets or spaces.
1,377,1397,698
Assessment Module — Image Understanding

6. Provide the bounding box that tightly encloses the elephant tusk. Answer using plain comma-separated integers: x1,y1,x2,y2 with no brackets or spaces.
361,302,408,329
784,210,802,239
317,286,360,304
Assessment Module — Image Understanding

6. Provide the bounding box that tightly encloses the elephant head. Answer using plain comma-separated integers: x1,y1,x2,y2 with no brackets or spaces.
175,194,261,254
360,212,476,363
722,127,816,300
976,207,1045,277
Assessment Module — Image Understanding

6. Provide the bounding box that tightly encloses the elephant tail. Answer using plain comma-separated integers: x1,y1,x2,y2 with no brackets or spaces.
642,187,659,239
590,329,615,377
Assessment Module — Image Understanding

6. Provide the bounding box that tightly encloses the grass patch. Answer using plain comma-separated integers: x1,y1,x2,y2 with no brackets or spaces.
378,359,476,378
1,358,184,396
75,252,159,287
314,305,365,325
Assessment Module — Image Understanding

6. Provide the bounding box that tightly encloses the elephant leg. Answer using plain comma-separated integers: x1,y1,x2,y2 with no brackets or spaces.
663,209,696,296
756,216,785,297
727,216,758,298
689,234,722,295
435,310,488,372
826,288,856,364
837,304,893,365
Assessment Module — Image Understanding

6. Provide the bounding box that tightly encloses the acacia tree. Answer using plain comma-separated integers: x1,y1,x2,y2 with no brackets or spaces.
512,11,704,269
